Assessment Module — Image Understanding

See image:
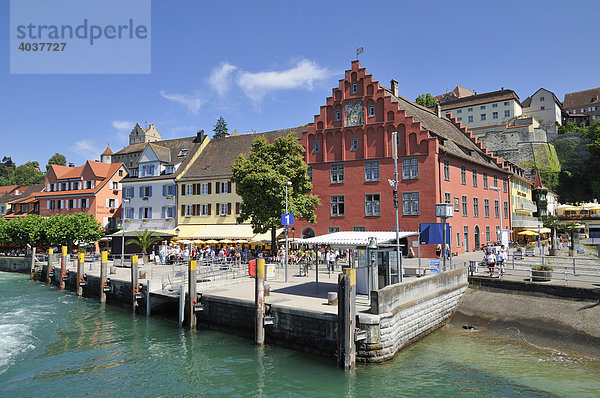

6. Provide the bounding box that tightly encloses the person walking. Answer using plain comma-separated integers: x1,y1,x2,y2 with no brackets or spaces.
497,245,506,276
486,249,496,277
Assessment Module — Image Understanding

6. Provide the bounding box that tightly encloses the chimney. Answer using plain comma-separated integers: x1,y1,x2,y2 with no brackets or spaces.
436,103,441,118
195,129,205,143
390,79,398,97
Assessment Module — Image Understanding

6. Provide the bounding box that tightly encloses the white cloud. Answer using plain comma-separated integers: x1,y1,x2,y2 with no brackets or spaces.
111,120,134,132
73,140,99,159
160,90,205,115
208,62,237,97
236,59,330,104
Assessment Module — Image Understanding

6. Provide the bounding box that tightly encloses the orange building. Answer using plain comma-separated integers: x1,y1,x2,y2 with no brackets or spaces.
36,161,127,230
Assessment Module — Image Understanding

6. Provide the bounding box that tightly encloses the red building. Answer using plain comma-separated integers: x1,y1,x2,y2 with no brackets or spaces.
297,61,510,256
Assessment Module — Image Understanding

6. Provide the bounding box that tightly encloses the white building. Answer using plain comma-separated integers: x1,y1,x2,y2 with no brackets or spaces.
521,88,564,139
439,89,522,131
121,132,207,234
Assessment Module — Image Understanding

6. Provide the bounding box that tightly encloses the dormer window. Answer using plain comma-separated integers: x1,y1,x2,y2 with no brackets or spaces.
178,149,188,157
165,165,175,174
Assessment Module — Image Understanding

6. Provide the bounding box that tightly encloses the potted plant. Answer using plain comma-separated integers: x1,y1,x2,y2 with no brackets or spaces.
514,247,523,260
532,265,553,282
560,221,580,257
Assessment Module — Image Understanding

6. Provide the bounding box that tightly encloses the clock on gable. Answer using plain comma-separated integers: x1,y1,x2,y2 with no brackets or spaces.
344,101,364,127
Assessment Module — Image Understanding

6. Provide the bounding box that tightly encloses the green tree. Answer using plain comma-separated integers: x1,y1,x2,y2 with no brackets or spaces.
231,133,320,254
46,153,67,170
7,215,47,248
558,121,587,135
14,162,45,185
415,93,438,107
125,230,162,262
559,221,581,252
0,218,12,245
213,116,229,139
583,120,600,198
45,213,103,249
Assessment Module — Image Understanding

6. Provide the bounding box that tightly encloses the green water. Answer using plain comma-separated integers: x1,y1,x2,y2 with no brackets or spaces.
0,272,599,397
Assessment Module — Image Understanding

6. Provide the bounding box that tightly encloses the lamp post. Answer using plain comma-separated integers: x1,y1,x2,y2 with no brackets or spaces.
121,198,130,267
291,227,295,246
435,203,454,271
390,131,402,283
367,237,377,305
284,181,292,283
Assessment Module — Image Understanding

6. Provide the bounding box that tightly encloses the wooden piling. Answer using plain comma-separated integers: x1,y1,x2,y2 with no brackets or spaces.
46,248,53,286
100,251,108,303
131,255,139,311
146,280,151,316
76,252,85,297
337,268,356,370
59,246,67,290
179,284,185,327
188,260,197,330
30,247,36,280
255,258,265,346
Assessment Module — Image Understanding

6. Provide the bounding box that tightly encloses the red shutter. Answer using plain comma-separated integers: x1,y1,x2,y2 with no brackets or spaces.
208,204,211,215
181,205,185,216
216,182,220,194
227,203,231,215
227,181,231,193
181,184,186,196
235,202,240,214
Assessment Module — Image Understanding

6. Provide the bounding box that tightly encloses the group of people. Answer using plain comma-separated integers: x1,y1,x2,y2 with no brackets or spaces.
277,246,350,276
483,243,507,277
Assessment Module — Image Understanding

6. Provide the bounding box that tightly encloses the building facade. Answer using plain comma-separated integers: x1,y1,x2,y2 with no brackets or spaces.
503,161,541,234
296,61,510,255
36,161,126,229
563,87,600,125
521,88,564,138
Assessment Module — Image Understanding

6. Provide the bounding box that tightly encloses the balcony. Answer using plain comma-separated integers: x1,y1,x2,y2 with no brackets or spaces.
511,213,542,228
515,199,537,212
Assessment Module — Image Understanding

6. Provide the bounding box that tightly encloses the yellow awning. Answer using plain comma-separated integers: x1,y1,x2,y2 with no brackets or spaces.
191,224,257,239
249,228,284,243
174,225,205,239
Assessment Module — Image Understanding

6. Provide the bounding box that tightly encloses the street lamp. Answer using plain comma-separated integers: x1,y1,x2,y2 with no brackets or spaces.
435,203,454,271
367,237,378,303
390,131,402,283
284,181,292,283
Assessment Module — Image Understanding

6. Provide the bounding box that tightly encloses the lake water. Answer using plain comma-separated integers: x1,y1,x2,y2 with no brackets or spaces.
1,271,599,397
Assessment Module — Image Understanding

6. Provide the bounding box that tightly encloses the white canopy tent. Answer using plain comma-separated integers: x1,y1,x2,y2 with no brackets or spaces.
294,231,419,248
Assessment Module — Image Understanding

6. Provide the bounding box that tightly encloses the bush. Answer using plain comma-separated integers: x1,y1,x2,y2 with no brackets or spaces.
533,265,553,271
526,244,535,249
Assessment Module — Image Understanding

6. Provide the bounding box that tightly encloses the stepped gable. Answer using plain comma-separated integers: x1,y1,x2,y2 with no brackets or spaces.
180,127,305,180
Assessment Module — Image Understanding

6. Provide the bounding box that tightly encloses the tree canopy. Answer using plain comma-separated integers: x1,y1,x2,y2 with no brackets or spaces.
0,158,45,186
213,116,229,139
46,153,67,170
415,93,438,107
231,133,319,252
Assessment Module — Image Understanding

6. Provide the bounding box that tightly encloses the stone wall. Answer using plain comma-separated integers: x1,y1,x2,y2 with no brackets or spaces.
0,256,30,273
356,268,468,363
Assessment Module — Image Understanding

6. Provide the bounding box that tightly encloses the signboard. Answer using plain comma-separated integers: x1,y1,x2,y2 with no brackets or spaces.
501,230,510,248
420,223,451,245
281,213,294,226
435,203,454,218
429,259,440,274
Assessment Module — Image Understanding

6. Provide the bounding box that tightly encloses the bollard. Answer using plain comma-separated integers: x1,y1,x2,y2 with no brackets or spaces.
188,260,197,330
46,248,54,286
76,252,85,296
146,280,151,316
255,258,265,346
337,268,356,370
131,255,139,311
179,284,185,327
572,258,576,276
60,246,68,290
100,251,108,303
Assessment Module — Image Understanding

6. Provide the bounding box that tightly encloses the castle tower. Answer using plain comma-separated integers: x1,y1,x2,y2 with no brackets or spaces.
100,146,113,164
129,123,162,145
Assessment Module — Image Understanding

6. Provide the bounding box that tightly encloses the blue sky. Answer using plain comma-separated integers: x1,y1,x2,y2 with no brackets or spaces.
2,0,599,167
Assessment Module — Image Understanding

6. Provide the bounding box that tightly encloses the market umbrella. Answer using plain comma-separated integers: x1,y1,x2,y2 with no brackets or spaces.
234,239,248,244
518,230,538,236
177,239,193,244
538,227,552,233
205,239,219,244
219,239,234,244
192,240,205,244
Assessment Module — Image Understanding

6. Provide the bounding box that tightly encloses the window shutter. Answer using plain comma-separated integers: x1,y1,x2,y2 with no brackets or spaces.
139,186,143,197
181,184,186,196
91,180,95,189
227,182,231,193
216,182,220,194
162,184,167,197
78,199,81,209
227,203,231,215
193,183,197,196
139,208,143,219
193,204,198,216
208,204,211,215
161,206,165,218
181,205,185,216
148,207,152,218
208,183,212,194
148,186,152,197
216,203,220,214
115,199,119,208
118,182,122,190
236,202,240,214
106,198,110,208
46,184,50,192
46,200,50,210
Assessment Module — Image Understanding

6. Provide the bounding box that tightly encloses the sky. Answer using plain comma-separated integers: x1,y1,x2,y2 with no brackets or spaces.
1,0,599,168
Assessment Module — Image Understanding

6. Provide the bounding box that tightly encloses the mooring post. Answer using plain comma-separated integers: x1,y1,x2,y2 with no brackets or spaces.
337,268,356,370
131,255,139,311
100,250,108,303
179,284,185,327
30,246,36,280
255,258,265,346
76,252,85,297
188,260,197,330
46,248,53,286
60,246,67,290
146,280,151,316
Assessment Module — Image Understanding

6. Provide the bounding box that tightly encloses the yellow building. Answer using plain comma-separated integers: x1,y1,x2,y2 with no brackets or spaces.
504,162,541,239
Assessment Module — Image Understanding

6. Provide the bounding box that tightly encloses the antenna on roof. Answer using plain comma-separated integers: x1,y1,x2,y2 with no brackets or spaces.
356,47,364,60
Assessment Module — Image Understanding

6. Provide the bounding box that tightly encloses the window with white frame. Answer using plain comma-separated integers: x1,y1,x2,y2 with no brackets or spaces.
165,165,175,174
504,110,510,117
141,207,151,219
402,158,418,179
186,184,194,196
539,96,545,101
49,200,56,210
481,114,486,121
473,198,479,217
365,194,380,216
480,105,486,110
443,160,450,180
444,192,451,204
468,107,473,112
219,203,230,216
493,175,498,188
328,226,340,233
461,165,466,184
141,185,152,198
457,117,462,121
125,207,134,219
185,205,194,217
81,198,88,209
492,103,498,108
504,101,509,106
468,115,474,123
352,226,366,232
201,183,210,195
484,199,490,218
402,192,419,215
330,195,345,217
368,105,375,117
219,182,230,194
350,138,359,151
330,163,344,183
504,201,509,219
462,195,467,216
111,181,120,190
485,226,490,243
472,168,478,187
493,112,498,119
67,199,75,209
503,176,507,192
365,161,379,182
457,109,462,114
483,172,488,189
200,204,210,216
313,141,320,153
494,200,499,218
107,198,117,209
